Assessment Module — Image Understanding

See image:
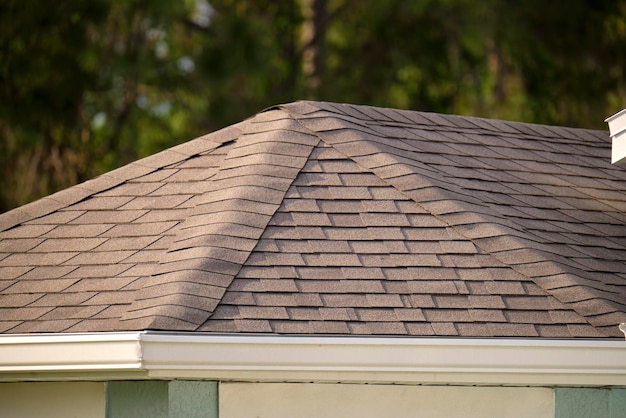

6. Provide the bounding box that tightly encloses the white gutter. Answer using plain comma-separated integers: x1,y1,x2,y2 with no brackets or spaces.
606,108,626,164
1,331,625,386
0,332,144,381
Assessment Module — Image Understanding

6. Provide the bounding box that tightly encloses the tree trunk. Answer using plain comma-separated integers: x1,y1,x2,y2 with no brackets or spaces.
301,0,327,98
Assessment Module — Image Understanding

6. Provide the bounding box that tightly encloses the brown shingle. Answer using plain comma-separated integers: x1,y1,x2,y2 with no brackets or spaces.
1,100,625,338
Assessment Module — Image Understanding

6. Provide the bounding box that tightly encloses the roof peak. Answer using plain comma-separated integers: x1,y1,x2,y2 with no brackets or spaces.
0,101,623,338
120,109,321,330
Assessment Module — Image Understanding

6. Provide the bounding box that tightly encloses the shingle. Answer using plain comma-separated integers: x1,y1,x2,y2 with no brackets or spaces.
1,252,79,266
82,291,138,306
468,309,507,322
549,310,588,324
505,310,555,324
319,307,358,321
319,253,362,266
487,323,539,337
392,307,426,321
2,100,625,338
341,267,385,279
63,264,134,279
0,293,43,308
1,309,52,326
38,306,107,321
93,236,161,251
360,213,410,227
317,200,365,213
0,266,34,280
321,294,369,307
4,278,79,294
468,295,506,309
63,250,135,265
405,322,436,335
297,279,384,293
9,319,83,333
64,277,139,292
0,321,22,332
309,320,351,334
271,320,313,333
124,303,212,326
119,195,192,210
566,324,606,338
28,293,86,310
291,212,331,226
423,309,472,322
254,293,301,307
431,322,458,336
220,292,255,306
0,225,56,239
365,294,404,307
238,306,289,319
69,210,149,225
24,210,85,226
31,238,109,252
99,221,179,237
433,295,469,308
42,224,116,238
328,186,372,199
357,321,409,335
356,309,398,322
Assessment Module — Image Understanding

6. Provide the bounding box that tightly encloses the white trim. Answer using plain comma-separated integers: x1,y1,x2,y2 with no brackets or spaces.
606,108,626,137
1,331,626,386
0,332,145,380
606,108,626,164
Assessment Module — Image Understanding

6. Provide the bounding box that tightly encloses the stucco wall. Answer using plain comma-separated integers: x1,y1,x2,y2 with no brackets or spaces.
105,381,218,418
219,382,554,418
555,388,626,418
0,381,105,418
1,380,623,417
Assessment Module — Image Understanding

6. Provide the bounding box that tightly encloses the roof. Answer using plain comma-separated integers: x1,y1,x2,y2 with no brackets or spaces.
1,101,625,338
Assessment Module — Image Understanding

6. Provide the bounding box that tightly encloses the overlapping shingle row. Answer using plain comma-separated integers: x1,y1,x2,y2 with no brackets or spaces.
120,109,320,330
0,121,243,332
0,100,625,337
201,140,600,337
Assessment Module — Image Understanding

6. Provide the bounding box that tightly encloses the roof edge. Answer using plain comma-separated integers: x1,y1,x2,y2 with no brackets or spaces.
280,102,623,337
0,127,239,233
1,331,625,386
119,108,321,330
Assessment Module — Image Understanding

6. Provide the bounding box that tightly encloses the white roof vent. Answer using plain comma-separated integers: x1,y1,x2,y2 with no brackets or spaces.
606,109,626,165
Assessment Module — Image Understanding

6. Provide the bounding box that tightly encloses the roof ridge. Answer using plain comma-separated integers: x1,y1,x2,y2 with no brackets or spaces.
120,108,322,330
283,102,623,337
0,125,240,233
285,100,608,143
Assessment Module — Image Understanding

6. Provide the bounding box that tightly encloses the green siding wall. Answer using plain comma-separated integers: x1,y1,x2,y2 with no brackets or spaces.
556,388,626,418
611,389,626,417
106,381,217,418
105,381,626,418
169,381,218,418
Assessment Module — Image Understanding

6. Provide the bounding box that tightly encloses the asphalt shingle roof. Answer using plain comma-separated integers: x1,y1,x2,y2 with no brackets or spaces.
1,101,625,338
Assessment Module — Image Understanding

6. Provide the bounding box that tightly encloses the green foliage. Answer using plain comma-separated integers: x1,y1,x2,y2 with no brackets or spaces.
1,0,625,211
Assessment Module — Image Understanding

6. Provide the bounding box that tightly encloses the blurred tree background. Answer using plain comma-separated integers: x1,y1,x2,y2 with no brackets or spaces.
1,0,625,212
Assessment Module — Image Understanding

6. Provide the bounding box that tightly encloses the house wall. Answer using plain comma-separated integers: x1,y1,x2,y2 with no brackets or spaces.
0,381,105,418
219,382,554,418
1,380,624,417
106,380,218,418
555,388,626,418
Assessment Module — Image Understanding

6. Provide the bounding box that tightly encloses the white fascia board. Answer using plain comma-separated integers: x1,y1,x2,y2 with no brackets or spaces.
0,332,146,381
606,108,626,137
2,332,626,386
606,108,626,164
612,130,626,165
